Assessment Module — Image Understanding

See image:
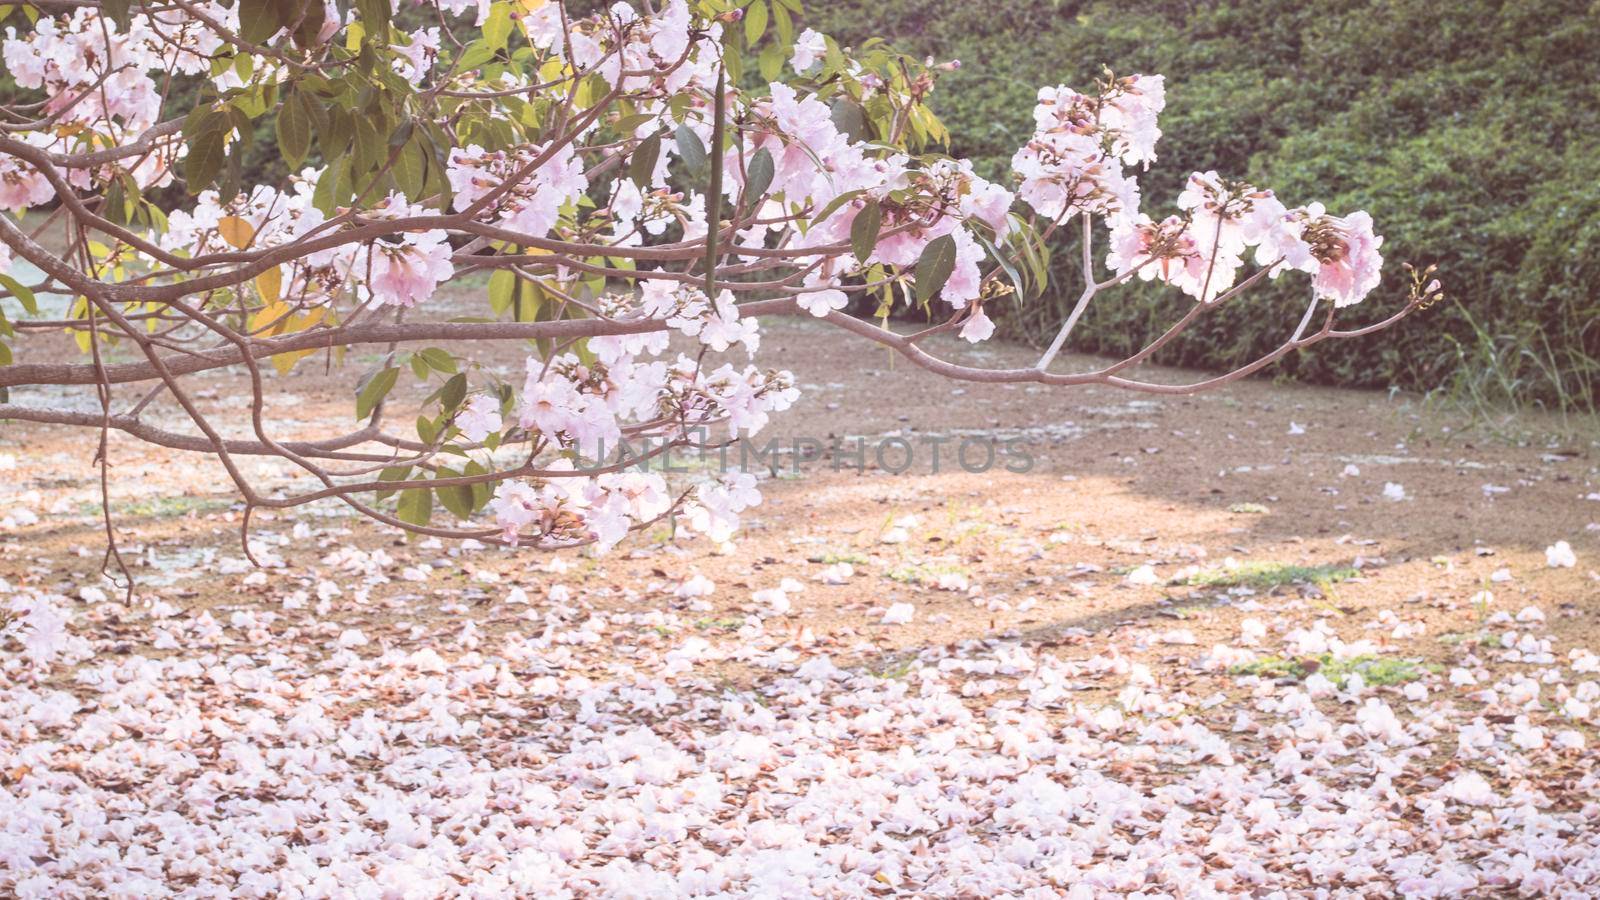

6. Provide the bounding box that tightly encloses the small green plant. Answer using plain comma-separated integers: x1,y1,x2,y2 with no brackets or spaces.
81,496,235,519
1184,562,1358,589
1228,503,1270,514
1230,653,1427,688
1438,630,1500,648
693,617,745,631
1470,581,1494,625
873,660,916,680
886,562,968,585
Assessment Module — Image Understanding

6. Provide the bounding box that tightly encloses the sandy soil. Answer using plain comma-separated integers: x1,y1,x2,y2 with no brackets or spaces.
3,291,1600,896
3,297,1596,670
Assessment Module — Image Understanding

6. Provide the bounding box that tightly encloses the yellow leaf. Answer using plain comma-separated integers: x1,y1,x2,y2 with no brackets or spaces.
218,215,255,250
254,266,282,304
265,306,328,375
249,300,290,335
519,0,545,11
296,306,328,331
538,58,568,84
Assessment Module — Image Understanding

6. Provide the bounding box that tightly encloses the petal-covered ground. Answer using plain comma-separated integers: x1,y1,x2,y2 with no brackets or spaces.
3,314,1599,897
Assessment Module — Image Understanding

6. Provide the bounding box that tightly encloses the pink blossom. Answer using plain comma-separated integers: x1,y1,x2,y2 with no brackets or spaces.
790,28,826,72
959,307,995,343
1302,206,1384,307
456,395,503,443
796,287,848,317
367,230,454,308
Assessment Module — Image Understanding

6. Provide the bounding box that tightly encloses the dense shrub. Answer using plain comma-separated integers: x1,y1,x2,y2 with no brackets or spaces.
812,0,1600,410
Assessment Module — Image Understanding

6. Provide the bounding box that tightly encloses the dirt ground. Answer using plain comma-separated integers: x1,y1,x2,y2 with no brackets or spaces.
2,298,1596,671
3,291,1600,895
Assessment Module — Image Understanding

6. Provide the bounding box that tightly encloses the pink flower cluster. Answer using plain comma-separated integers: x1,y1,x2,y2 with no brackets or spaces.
480,278,796,549
160,185,455,309
447,143,590,241
1016,77,1384,307
1,5,235,210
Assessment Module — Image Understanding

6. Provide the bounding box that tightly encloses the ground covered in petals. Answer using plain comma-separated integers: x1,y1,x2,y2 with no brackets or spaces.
3,314,1599,897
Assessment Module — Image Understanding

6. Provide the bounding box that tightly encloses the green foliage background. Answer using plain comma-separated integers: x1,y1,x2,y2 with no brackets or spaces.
811,0,1600,411
2,0,1595,409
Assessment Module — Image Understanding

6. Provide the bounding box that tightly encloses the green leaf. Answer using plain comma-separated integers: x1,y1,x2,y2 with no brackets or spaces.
743,0,768,44
218,140,245,202
455,39,497,71
435,469,476,520
395,486,432,527
377,465,412,500
482,1,512,51
465,460,492,509
807,188,864,230
629,132,662,189
393,133,429,201
387,119,415,152
291,0,328,48
354,0,390,44
277,91,311,168
613,112,656,134
418,347,457,374
758,42,784,82
972,226,1024,301
238,0,281,45
351,115,382,178
488,269,516,315
674,123,707,174
184,130,227,194
354,365,399,420
741,148,774,215
772,0,795,43
830,100,868,144
914,233,957,303
703,67,727,296
512,277,543,322
312,155,350,216
851,198,881,264
416,414,438,444
323,106,353,158
440,372,468,411
0,274,37,316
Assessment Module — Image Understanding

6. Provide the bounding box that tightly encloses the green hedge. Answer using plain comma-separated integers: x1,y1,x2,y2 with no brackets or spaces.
811,0,1600,410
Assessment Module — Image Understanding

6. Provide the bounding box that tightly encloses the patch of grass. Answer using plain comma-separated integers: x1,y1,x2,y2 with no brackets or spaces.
1183,561,1358,589
886,562,968,585
1230,653,1428,688
692,617,745,631
873,660,916,680
1439,630,1499,648
1228,503,1271,514
81,496,235,519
